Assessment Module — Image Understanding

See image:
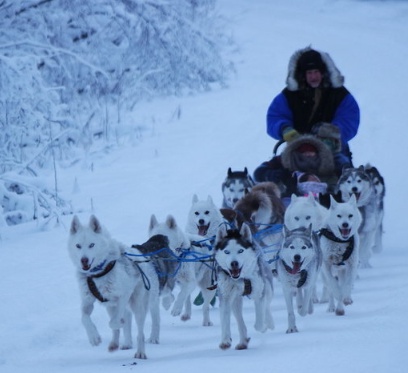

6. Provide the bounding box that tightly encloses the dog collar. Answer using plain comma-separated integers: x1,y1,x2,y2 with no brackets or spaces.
319,228,354,265
86,260,116,302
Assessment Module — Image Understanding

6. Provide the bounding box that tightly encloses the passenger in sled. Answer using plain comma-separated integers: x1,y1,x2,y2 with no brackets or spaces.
254,46,360,202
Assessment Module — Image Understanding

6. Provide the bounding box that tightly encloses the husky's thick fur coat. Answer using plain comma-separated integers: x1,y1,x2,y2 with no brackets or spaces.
277,225,322,333
214,223,274,350
185,194,224,326
319,195,362,316
337,165,377,267
148,214,196,322
221,167,256,208
68,215,160,358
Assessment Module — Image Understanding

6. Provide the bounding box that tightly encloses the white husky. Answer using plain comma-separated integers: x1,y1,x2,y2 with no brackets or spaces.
337,166,377,268
148,214,196,322
68,215,160,359
319,195,362,316
185,194,224,325
214,223,274,350
277,225,322,333
284,193,328,231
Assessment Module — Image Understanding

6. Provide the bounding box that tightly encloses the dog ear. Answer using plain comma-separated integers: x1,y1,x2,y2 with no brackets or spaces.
329,195,338,209
215,224,227,244
240,223,252,243
149,214,158,231
89,215,102,234
192,194,199,203
228,168,233,176
70,215,82,234
166,215,177,229
291,193,297,202
207,195,214,204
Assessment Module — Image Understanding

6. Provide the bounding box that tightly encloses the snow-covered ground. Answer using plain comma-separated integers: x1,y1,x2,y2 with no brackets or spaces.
1,0,408,372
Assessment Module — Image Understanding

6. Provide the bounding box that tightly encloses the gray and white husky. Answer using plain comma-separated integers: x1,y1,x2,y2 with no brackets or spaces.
221,167,255,208
277,225,322,333
148,214,197,322
365,164,385,253
337,165,377,268
68,215,160,359
214,223,274,350
319,195,362,316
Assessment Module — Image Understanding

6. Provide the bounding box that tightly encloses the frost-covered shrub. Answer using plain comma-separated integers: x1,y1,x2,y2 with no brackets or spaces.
0,0,234,226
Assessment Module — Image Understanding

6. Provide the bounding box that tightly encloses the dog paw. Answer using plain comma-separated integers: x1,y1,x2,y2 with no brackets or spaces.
171,305,182,317
146,337,159,344
108,342,119,352
235,339,250,350
120,344,133,350
202,320,213,327
219,341,231,350
335,308,345,316
286,326,298,334
343,297,353,306
181,313,191,322
134,351,148,359
88,334,102,346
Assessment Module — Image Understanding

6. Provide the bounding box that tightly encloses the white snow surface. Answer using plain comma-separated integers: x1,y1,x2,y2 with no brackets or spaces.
1,0,408,372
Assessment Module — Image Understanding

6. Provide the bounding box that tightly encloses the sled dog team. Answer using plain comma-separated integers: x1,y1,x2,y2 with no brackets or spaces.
67,164,385,359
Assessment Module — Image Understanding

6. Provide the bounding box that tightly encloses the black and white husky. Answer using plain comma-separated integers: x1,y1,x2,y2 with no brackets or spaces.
221,167,255,208
277,225,322,333
214,223,274,350
337,165,377,268
319,195,362,316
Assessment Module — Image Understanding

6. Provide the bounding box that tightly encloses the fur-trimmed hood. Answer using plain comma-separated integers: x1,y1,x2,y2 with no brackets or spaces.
281,135,334,176
286,46,345,91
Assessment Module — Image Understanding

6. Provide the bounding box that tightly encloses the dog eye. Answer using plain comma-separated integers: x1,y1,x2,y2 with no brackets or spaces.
289,245,295,250
337,214,341,218
348,214,353,219
294,217,299,221
302,246,307,250
306,216,311,220
195,212,199,216
224,250,230,254
238,249,244,254
205,211,210,215
89,243,95,248
76,244,81,249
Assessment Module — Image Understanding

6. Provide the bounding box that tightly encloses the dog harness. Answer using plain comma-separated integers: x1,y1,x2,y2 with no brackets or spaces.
319,228,354,265
86,260,116,303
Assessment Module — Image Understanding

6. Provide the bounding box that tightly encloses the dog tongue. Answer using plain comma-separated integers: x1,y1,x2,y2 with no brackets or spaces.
340,228,351,239
291,262,302,274
198,224,209,236
230,268,241,279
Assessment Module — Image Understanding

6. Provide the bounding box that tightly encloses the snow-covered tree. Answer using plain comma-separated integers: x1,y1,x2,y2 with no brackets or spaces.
0,0,235,226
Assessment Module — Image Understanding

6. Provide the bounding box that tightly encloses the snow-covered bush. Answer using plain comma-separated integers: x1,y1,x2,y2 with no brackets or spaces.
0,0,235,226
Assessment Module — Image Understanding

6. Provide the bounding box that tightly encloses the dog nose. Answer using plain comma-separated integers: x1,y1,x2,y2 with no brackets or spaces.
351,187,358,193
81,257,89,266
231,260,239,269
342,222,349,228
294,254,301,262
199,219,205,225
